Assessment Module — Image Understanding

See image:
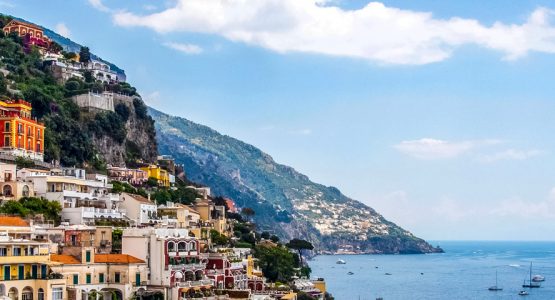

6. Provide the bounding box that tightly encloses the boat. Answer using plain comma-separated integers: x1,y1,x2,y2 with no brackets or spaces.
384,273,392,276
336,259,346,264
522,262,541,288
488,270,503,291
532,275,545,282
347,271,354,275
518,290,529,296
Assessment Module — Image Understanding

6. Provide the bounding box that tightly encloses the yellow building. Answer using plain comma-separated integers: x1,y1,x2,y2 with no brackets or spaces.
0,233,66,300
50,252,148,300
140,165,170,187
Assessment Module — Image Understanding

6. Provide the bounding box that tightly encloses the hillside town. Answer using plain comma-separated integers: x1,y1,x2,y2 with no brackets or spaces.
0,18,332,300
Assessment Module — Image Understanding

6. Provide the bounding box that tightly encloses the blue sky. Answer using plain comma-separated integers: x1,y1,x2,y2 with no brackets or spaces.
4,0,555,240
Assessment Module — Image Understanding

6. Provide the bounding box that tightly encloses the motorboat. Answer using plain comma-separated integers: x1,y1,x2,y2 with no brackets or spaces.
532,275,545,282
518,290,529,296
336,259,346,264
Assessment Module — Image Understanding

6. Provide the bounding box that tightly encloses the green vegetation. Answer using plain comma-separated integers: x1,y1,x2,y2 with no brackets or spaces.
254,244,297,282
210,229,229,246
286,238,314,265
0,197,62,224
0,14,156,169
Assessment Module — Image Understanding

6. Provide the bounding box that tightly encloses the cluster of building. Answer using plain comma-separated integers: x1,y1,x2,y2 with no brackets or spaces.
0,153,327,300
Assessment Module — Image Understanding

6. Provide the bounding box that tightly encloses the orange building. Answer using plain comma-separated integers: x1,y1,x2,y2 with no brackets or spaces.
0,99,45,161
2,19,51,49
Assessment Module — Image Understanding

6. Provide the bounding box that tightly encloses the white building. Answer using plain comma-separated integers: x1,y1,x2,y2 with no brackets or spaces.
86,60,125,83
22,168,124,225
122,228,211,300
119,193,157,225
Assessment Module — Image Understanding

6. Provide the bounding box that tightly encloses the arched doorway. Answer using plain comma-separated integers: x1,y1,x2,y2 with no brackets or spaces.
37,289,44,300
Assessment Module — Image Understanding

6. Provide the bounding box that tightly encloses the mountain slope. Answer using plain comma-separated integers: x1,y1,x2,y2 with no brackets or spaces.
149,107,442,254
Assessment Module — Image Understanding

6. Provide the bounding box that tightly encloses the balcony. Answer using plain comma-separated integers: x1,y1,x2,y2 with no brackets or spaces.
177,279,214,288
169,263,206,272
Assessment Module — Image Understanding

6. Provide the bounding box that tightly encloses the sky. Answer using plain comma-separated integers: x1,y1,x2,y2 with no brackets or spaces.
3,0,555,241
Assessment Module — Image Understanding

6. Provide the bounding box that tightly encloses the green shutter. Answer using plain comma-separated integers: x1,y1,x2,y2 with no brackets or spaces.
73,274,79,284
18,265,24,280
85,251,91,263
136,273,141,286
99,273,104,283
86,273,91,284
4,265,10,280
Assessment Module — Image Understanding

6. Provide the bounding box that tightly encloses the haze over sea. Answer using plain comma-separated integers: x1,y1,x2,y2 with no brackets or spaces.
309,241,555,300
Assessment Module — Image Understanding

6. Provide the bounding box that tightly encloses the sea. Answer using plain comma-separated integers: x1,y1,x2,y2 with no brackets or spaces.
308,241,555,300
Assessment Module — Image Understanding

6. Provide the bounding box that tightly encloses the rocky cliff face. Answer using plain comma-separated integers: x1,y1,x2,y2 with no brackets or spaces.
91,97,158,167
149,107,442,254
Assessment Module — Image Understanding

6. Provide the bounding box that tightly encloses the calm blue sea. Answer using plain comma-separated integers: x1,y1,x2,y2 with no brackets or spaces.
308,241,555,300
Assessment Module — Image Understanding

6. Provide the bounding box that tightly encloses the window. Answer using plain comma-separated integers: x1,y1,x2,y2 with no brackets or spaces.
86,273,91,284
22,287,33,300
114,272,121,283
0,247,6,256
13,247,20,256
17,124,22,134
3,136,9,147
4,122,9,132
52,287,63,300
3,185,12,197
98,273,104,283
85,251,91,263
22,185,29,197
136,273,141,286
73,274,79,285
37,289,44,300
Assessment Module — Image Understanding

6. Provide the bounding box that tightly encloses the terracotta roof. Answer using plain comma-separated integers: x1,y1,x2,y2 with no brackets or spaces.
4,20,43,31
0,216,30,227
123,193,153,204
94,254,145,264
51,254,80,264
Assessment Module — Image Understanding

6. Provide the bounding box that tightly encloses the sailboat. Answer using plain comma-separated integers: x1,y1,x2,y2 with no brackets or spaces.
522,262,541,288
488,270,502,291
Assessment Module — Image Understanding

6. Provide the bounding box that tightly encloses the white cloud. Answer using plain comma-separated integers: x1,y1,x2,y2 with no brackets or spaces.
490,189,555,219
393,138,497,160
480,149,544,163
111,1,555,65
55,23,71,38
164,42,203,54
88,0,111,12
290,128,313,135
0,1,14,7
142,91,161,105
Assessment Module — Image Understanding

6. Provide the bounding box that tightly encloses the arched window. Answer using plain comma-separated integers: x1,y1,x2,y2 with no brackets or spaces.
190,241,197,251
22,185,30,197
22,287,33,300
3,185,12,197
177,242,186,252
37,289,44,300
0,284,6,296
167,241,175,252
8,287,18,300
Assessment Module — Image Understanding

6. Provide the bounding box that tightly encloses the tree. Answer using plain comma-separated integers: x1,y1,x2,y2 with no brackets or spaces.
270,235,280,243
79,46,91,64
261,231,270,240
210,229,229,246
62,51,76,60
241,207,255,221
254,245,296,282
286,238,314,265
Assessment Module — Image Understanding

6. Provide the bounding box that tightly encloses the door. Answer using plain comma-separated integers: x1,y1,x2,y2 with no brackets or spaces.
18,265,24,280
41,264,47,279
